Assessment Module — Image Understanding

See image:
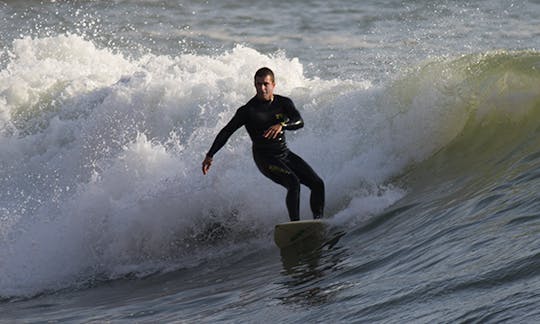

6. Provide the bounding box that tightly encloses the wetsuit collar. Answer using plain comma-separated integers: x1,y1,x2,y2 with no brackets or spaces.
256,95,274,104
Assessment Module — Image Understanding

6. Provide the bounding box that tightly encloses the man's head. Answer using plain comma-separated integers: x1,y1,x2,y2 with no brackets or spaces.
254,67,275,101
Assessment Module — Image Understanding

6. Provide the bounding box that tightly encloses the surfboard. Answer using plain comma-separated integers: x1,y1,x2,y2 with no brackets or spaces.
274,219,328,249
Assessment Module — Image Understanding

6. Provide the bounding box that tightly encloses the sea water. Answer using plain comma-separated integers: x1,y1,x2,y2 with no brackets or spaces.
1,1,540,323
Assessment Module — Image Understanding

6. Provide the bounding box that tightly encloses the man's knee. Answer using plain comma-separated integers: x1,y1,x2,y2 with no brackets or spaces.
316,176,324,189
309,175,324,192
286,174,301,191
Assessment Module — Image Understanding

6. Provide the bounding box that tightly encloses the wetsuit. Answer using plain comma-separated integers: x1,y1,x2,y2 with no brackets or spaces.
206,94,325,221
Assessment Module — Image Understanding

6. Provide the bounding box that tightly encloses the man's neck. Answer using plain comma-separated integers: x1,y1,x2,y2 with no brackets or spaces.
256,95,274,103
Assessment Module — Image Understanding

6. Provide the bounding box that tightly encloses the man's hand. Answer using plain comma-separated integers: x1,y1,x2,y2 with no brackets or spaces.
202,155,213,175
263,123,283,139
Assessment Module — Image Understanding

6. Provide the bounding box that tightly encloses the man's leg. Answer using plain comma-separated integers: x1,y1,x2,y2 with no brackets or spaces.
253,153,301,221
286,151,325,218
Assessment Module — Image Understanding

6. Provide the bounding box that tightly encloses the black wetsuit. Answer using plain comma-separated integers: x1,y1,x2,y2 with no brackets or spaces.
207,94,325,221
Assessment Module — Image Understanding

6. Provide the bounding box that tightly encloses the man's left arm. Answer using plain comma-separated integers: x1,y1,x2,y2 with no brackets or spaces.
280,97,304,130
263,97,304,139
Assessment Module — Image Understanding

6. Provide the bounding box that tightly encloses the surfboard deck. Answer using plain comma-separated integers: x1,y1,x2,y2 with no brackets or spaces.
274,219,328,249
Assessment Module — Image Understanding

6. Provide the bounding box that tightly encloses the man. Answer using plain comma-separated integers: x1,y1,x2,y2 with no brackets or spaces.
202,67,324,222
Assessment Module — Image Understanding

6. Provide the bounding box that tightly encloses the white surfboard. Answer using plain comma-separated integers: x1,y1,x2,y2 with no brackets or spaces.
274,219,328,249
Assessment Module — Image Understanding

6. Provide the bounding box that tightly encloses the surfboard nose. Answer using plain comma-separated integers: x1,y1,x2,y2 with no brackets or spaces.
274,220,327,249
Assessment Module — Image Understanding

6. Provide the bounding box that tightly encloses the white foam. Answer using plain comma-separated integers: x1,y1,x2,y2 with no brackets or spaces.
0,35,466,296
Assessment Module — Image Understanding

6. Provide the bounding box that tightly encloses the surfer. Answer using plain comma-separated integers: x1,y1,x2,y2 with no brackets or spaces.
202,67,325,221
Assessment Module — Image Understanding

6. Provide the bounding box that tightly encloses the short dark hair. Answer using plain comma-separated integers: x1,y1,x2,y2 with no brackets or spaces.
254,67,275,82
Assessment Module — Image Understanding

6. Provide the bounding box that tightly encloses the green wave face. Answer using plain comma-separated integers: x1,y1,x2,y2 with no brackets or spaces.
391,51,540,220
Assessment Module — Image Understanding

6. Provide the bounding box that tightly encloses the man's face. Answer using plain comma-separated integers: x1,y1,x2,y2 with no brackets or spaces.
254,75,275,101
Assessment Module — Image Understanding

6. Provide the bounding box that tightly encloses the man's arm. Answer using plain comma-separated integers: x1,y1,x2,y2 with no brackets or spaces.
202,108,245,174
263,97,304,139
281,97,304,130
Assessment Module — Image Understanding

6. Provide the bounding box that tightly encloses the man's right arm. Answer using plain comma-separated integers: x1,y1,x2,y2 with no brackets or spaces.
202,108,246,174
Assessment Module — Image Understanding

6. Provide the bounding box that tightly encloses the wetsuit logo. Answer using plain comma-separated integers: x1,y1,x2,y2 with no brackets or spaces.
268,164,291,175
275,113,288,123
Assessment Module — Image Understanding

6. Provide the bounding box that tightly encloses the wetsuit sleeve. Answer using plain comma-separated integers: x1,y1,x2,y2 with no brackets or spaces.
206,107,246,158
280,97,304,130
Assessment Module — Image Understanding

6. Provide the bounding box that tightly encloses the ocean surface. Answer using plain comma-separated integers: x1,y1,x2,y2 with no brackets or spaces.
1,0,540,322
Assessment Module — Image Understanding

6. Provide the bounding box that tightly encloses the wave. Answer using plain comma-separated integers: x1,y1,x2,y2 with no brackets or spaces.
0,34,378,297
1,34,539,298
394,51,540,189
